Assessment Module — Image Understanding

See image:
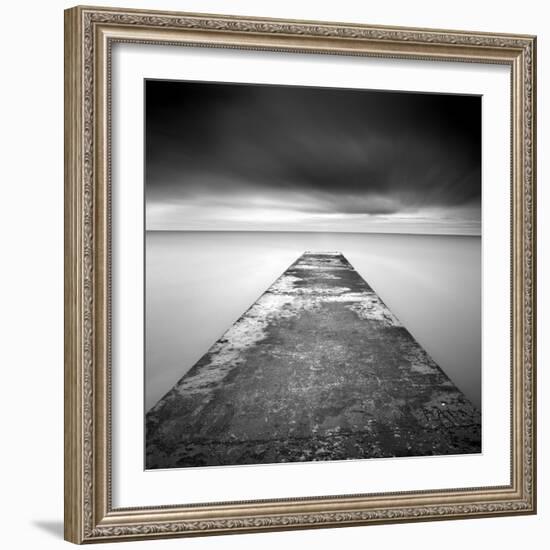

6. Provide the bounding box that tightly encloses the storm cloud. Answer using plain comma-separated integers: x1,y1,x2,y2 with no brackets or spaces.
146,80,481,234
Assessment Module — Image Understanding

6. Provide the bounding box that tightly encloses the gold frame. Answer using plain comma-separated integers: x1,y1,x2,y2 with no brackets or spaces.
64,5,537,544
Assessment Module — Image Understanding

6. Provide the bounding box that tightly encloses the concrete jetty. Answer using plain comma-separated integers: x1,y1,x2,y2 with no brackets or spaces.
146,252,481,469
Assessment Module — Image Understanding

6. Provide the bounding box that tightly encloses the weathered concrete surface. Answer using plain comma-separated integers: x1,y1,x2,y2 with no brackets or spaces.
146,252,481,469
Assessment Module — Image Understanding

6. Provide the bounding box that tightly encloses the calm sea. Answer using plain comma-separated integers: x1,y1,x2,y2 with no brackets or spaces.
145,231,481,412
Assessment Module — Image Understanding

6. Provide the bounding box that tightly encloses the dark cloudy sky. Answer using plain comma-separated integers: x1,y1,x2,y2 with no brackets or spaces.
145,80,481,235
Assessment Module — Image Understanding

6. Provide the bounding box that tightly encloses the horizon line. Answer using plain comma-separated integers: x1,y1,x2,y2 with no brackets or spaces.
145,229,481,237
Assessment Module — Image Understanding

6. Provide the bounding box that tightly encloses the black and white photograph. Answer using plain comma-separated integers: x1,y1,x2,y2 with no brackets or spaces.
144,79,482,470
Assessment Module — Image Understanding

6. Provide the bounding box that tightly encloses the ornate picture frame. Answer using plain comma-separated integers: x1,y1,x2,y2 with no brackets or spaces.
64,5,536,544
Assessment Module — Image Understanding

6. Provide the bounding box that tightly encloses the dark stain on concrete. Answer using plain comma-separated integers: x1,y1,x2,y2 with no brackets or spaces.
146,252,481,469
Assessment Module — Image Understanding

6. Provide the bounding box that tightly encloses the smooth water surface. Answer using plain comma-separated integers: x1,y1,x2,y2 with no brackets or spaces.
146,231,481,411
